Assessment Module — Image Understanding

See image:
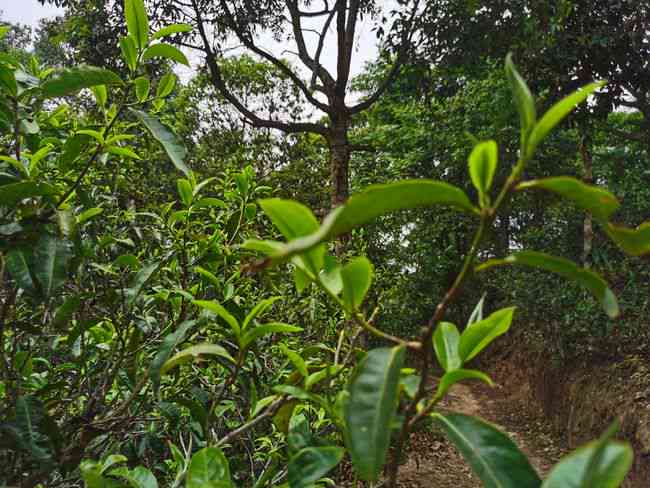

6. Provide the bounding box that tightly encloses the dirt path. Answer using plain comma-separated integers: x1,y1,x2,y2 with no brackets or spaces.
396,380,568,487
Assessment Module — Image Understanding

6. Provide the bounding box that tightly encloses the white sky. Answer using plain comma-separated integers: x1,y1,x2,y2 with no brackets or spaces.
1,0,63,26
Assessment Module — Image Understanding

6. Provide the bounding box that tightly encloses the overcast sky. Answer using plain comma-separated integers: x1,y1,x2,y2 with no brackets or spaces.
1,0,63,27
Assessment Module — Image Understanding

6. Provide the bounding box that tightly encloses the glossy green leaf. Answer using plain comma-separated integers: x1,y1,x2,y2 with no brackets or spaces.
344,346,405,481
288,446,344,488
433,413,541,488
130,109,189,176
106,146,140,159
186,447,233,488
252,180,476,265
152,23,193,40
156,72,176,98
341,257,373,312
33,235,73,298
194,300,241,338
518,177,619,222
433,321,461,372
177,178,192,206
469,140,498,200
42,66,122,98
119,35,138,72
240,322,303,349
142,43,190,67
149,320,196,394
435,369,493,401
259,199,320,240
134,76,150,102
243,297,281,329
6,249,36,293
459,307,516,363
505,54,536,146
528,81,605,158
0,181,57,206
605,222,650,256
542,440,632,488
161,343,235,375
124,0,149,50
477,252,619,318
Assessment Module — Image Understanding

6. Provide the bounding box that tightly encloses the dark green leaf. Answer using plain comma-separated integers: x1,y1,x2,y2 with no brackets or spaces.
6,249,36,293
42,66,122,98
142,43,190,67
130,109,189,177
186,447,233,488
193,300,240,338
288,446,344,488
125,262,158,306
433,322,461,372
518,177,619,221
0,181,57,206
344,346,405,481
52,296,81,330
459,307,516,363
149,320,196,394
33,235,73,298
477,252,619,318
433,413,541,488
288,414,313,454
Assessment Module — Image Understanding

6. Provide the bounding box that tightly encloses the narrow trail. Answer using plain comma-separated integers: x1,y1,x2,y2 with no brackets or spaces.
396,380,568,487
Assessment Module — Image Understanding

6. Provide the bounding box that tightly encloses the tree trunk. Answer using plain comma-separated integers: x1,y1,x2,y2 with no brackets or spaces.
579,136,594,267
328,123,350,209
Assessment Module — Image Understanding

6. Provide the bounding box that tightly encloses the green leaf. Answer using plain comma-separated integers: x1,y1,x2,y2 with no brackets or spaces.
177,178,193,206
288,414,313,454
134,76,150,102
0,66,17,96
194,300,241,338
243,297,281,330
130,109,189,177
240,323,302,349
542,440,632,488
152,23,193,40
435,369,493,401
156,72,176,98
433,413,541,487
528,82,605,158
293,266,312,293
253,180,477,265
111,466,158,488
142,43,190,67
77,207,104,224
518,177,619,222
459,307,516,363
282,346,309,378
42,66,122,98
288,446,344,488
125,262,158,306
52,296,81,330
477,252,619,318
505,54,536,147
186,447,233,488
119,35,138,72
149,320,196,394
467,293,486,327
433,321,461,372
106,146,141,159
605,222,650,256
33,235,73,298
259,198,320,240
341,257,373,312
1,396,53,463
161,343,235,375
90,85,107,107
6,249,36,293
124,0,149,50
469,140,498,200
344,346,405,481
0,181,57,206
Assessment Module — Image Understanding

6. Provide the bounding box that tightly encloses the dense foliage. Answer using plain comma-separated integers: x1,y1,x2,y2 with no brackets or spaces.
1,1,649,487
